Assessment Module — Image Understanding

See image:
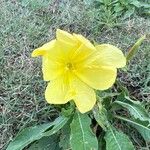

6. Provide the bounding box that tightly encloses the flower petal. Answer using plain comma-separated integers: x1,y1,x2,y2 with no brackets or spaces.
71,34,96,62
95,44,126,68
45,74,73,104
76,66,117,90
31,39,73,62
42,57,64,81
71,76,96,113
31,40,64,81
31,40,56,57
55,40,79,62
73,34,95,51
56,29,77,45
56,30,82,62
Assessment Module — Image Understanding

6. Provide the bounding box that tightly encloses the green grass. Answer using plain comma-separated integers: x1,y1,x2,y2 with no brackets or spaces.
0,0,150,149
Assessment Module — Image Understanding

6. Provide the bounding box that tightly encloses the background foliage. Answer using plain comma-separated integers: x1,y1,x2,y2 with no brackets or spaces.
0,0,150,149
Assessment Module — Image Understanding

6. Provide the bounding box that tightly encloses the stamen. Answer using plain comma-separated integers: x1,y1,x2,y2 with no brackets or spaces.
67,63,73,70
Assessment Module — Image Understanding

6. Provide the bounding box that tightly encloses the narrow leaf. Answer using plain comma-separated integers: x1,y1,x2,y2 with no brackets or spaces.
115,116,150,142
43,116,68,137
70,111,98,150
113,95,150,122
28,134,61,150
7,116,68,150
105,127,135,150
126,35,146,61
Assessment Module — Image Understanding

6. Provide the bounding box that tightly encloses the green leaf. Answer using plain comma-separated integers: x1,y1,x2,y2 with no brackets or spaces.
123,7,135,19
104,127,135,150
7,116,68,150
139,2,150,8
126,35,146,61
70,111,98,150
93,104,109,131
59,122,71,150
113,94,150,122
130,0,141,7
28,134,61,150
114,3,124,12
115,116,150,142
102,0,111,5
43,116,69,137
99,91,120,99
116,80,129,96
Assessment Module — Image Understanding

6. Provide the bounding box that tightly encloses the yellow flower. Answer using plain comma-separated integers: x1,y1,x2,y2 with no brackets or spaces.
32,29,126,113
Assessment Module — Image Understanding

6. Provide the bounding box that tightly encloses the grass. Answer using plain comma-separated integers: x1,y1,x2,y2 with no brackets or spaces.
0,0,149,149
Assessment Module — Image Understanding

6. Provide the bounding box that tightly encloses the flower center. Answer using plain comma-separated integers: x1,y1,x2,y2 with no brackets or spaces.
67,63,73,69
66,63,74,70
